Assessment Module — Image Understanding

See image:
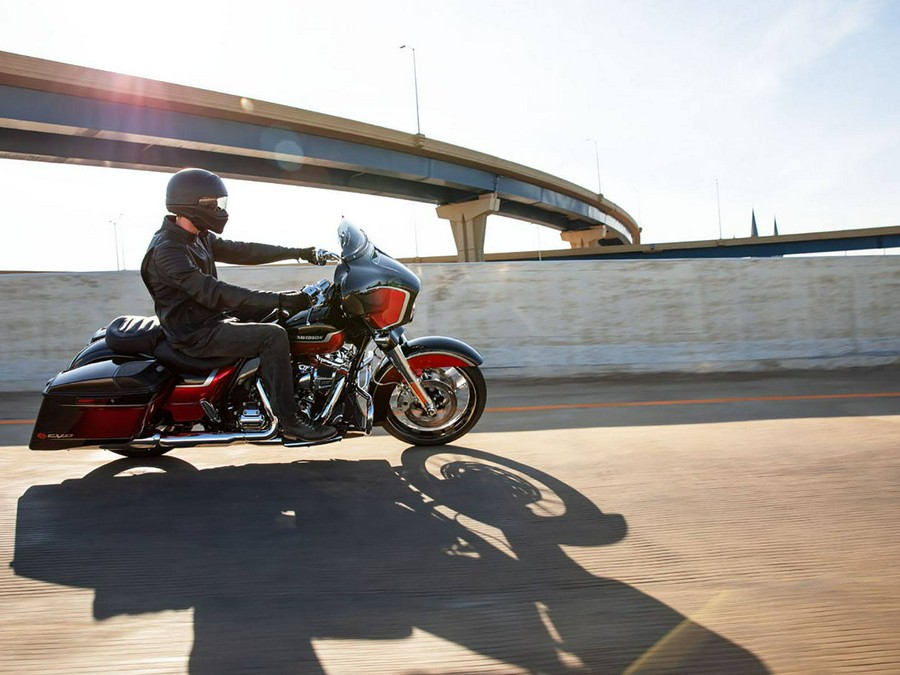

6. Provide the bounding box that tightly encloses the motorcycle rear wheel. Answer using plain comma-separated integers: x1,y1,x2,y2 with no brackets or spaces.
382,366,487,446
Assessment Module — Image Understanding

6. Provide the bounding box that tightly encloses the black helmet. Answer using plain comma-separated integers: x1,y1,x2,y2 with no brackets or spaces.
165,168,229,234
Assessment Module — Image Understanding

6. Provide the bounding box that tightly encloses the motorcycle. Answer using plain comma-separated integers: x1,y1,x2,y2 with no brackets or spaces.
29,222,487,456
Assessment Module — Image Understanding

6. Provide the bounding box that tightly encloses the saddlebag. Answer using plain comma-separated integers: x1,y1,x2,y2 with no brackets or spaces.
30,359,175,450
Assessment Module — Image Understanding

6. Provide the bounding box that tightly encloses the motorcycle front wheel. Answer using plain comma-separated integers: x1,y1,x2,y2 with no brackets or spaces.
382,366,487,446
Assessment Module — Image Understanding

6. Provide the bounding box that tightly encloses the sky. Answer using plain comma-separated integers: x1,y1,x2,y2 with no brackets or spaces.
0,0,898,271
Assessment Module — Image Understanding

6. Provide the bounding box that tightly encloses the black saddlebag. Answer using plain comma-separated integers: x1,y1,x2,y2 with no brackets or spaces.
30,359,175,450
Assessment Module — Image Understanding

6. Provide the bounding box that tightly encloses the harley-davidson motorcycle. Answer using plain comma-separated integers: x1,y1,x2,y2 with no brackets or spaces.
29,222,486,456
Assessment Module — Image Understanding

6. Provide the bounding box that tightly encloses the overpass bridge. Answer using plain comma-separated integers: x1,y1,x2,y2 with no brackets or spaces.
425,225,900,263
0,51,639,262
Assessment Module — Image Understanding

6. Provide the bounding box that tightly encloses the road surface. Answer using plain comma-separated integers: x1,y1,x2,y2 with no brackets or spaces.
1,368,898,673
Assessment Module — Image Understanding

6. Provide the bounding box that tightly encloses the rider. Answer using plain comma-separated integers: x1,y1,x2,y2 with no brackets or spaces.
140,167,337,442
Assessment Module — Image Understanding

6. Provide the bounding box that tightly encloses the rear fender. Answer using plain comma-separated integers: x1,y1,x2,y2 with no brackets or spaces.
70,329,152,370
371,336,483,423
69,338,117,370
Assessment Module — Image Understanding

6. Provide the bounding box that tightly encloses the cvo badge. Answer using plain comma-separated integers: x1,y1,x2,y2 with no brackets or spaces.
36,432,74,440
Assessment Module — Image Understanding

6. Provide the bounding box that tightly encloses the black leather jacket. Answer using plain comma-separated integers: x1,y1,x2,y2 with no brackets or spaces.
141,216,304,350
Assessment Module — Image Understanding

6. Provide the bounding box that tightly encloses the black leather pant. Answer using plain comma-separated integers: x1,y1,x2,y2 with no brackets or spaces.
183,320,295,419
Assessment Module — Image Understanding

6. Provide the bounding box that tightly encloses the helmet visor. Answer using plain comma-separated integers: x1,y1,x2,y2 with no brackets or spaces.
198,196,228,212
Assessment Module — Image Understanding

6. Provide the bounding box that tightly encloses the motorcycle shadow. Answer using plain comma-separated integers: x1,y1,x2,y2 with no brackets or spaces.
12,449,768,674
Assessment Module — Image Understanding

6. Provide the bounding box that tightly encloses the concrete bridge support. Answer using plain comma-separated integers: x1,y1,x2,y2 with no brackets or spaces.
436,194,500,262
560,225,609,248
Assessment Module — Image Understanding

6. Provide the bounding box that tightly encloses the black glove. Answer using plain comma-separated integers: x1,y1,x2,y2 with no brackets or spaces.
279,291,312,316
297,247,320,265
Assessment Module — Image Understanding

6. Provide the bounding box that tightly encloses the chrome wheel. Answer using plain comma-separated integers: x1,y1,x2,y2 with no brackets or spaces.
383,366,486,446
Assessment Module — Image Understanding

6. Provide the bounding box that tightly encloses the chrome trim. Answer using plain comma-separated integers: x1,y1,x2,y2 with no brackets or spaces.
372,350,477,386
386,345,436,415
315,352,353,374
178,369,218,388
357,351,374,390
316,375,346,423
126,380,278,449
356,386,374,434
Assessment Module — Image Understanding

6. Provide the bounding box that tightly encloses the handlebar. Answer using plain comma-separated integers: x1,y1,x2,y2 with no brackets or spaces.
315,249,342,265
299,278,334,305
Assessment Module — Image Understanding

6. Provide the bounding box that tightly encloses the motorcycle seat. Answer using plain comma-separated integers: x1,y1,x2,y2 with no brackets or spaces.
153,341,236,376
105,315,236,376
105,315,161,354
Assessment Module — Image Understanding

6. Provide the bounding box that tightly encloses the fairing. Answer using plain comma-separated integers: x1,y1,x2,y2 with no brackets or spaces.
335,222,420,330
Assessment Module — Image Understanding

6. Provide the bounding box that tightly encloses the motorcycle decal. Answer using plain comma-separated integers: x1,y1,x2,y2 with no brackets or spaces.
289,327,346,355
359,287,412,330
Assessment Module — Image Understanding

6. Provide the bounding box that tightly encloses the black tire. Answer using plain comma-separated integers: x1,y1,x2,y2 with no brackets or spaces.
382,366,487,446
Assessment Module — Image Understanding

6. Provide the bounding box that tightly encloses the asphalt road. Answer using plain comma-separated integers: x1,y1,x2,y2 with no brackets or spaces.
1,368,898,674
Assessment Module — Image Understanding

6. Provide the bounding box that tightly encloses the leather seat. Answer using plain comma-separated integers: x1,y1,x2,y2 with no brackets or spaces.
105,315,161,354
153,341,236,376
105,315,237,376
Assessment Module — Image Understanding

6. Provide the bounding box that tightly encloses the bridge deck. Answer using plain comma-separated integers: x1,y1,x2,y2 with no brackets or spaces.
0,50,639,245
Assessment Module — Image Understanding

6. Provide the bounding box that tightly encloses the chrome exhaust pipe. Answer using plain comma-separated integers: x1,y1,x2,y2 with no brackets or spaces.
315,375,346,424
157,422,279,449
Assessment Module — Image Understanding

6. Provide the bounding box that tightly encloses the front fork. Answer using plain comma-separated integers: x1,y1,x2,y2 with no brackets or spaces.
374,330,437,415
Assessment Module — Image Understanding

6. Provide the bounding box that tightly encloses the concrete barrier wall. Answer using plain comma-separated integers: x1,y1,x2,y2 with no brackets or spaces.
1,257,898,392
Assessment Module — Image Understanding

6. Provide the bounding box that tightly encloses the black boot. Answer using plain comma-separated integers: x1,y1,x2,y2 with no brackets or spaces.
280,415,338,442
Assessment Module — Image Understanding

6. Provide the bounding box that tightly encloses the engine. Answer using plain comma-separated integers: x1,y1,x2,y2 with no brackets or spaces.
293,345,358,419
237,405,268,431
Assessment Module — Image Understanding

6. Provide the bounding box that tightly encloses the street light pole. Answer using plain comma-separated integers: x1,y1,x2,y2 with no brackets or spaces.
715,179,723,240
586,138,602,195
110,219,120,271
399,45,421,135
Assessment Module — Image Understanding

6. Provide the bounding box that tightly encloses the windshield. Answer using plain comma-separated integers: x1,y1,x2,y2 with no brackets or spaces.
337,221,373,261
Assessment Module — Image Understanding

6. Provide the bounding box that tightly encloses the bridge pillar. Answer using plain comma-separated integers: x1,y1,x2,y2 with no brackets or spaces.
436,194,500,262
560,225,609,248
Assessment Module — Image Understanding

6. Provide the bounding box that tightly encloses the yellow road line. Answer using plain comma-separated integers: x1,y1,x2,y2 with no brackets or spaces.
2,391,898,426
485,391,900,413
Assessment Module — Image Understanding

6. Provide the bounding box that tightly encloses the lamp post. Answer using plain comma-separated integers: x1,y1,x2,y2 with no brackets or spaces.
715,179,723,240
110,218,120,271
585,138,602,195
399,45,421,135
